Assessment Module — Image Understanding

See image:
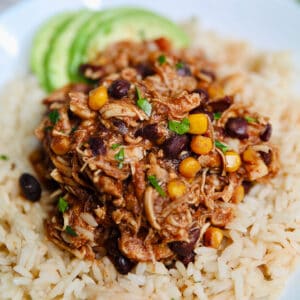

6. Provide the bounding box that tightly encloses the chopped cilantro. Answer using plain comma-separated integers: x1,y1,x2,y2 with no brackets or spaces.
65,225,77,237
114,148,125,168
0,154,8,161
168,118,190,135
213,112,222,120
70,126,78,134
215,140,229,153
157,55,166,65
48,109,60,125
111,143,121,150
58,197,68,213
175,61,184,69
136,87,152,117
148,175,166,197
245,116,258,123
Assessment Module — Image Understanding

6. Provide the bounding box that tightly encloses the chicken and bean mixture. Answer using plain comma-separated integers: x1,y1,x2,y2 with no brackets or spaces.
32,39,279,274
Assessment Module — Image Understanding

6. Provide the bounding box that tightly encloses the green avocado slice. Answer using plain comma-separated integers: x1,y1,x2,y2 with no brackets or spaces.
45,11,93,91
30,12,74,90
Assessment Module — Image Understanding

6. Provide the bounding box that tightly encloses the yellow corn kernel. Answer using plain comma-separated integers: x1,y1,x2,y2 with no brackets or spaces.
242,148,257,163
50,136,70,155
191,135,213,155
88,86,108,110
204,227,224,249
167,180,186,199
188,113,208,134
179,157,201,178
207,84,224,99
231,185,245,204
225,151,241,172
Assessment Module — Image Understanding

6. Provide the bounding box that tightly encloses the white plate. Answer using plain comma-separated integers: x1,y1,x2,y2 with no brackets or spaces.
0,0,300,298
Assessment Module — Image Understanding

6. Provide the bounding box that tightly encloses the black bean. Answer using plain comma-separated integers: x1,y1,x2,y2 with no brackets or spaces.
89,137,106,156
135,124,159,142
108,79,130,99
169,227,200,257
225,117,249,139
208,96,232,113
112,119,128,135
242,181,253,194
176,63,192,77
135,63,155,78
179,252,195,266
19,173,41,202
112,255,136,274
192,88,209,103
259,151,272,166
162,135,189,159
260,123,272,142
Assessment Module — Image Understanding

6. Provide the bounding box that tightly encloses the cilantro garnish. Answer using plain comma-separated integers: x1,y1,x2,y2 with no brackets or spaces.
175,61,184,69
168,118,190,135
136,87,152,117
148,175,166,197
65,226,77,237
58,197,68,213
215,140,229,153
48,109,60,125
157,55,166,65
0,154,9,161
245,116,258,123
213,112,222,120
114,148,125,169
111,143,121,150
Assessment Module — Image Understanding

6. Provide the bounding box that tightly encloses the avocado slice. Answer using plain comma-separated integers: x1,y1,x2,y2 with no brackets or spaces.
70,9,190,82
30,12,74,90
68,7,135,82
45,11,93,91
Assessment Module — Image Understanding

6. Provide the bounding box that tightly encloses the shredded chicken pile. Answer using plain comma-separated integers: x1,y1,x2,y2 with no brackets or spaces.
34,39,279,274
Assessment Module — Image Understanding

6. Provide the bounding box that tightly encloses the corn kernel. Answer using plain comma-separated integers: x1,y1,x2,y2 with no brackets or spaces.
188,113,208,134
179,157,201,178
167,180,186,199
88,86,108,110
231,185,245,204
191,135,213,155
50,136,70,155
225,151,241,172
242,148,257,163
204,227,224,249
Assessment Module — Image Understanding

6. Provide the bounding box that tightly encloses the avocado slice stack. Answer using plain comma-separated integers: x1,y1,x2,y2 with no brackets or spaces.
30,7,190,92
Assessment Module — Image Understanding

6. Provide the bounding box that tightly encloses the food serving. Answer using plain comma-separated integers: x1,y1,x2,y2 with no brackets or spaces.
0,5,299,300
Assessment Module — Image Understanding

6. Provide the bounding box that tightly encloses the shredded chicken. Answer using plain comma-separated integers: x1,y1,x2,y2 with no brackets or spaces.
35,39,279,274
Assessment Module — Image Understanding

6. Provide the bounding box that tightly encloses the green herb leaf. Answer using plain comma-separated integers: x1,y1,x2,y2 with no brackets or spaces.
137,98,152,117
213,112,222,120
111,143,121,150
138,29,145,40
175,62,184,69
245,116,258,123
58,197,68,213
136,87,152,117
157,55,166,65
168,118,190,135
215,140,229,153
148,175,166,197
0,154,8,161
65,225,77,237
48,109,60,125
114,148,125,167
